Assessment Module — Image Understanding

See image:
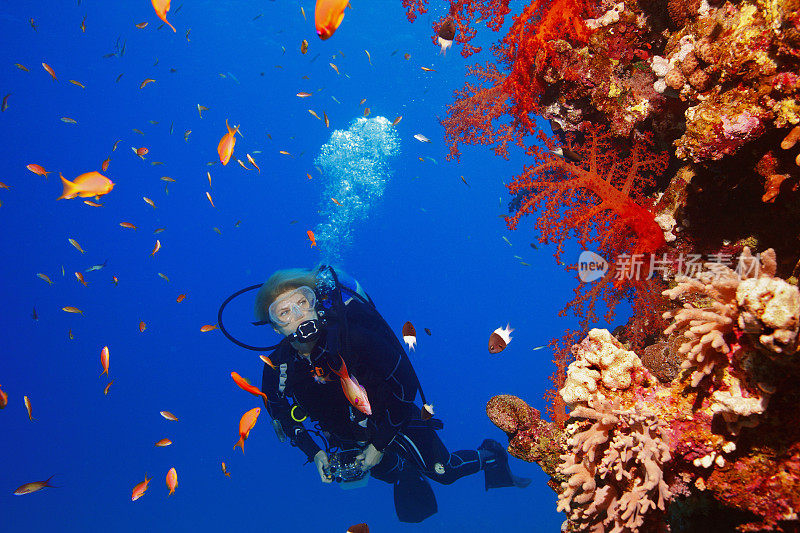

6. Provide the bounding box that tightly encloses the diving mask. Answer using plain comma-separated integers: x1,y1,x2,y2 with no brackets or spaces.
268,286,317,327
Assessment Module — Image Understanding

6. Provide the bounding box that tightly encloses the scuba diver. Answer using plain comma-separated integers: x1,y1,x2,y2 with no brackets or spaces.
218,264,530,523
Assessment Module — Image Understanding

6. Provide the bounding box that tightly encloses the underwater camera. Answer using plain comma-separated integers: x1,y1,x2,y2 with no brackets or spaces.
323,449,370,490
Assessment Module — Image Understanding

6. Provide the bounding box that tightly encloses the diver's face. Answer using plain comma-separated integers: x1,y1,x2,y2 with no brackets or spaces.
270,289,319,338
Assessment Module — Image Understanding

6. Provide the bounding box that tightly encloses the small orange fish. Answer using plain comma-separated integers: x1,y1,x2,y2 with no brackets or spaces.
75,272,87,286
112,139,122,151
420,66,436,72
151,0,176,32
308,109,321,121
69,80,85,88
135,147,149,157
0,384,8,409
58,172,114,200
158,272,170,282
234,407,261,454
15,63,29,71
296,92,312,98
139,78,156,89
84,200,103,207
120,222,137,229
100,346,110,376
14,475,56,495
154,438,172,447
62,306,83,315
160,411,179,421
259,355,276,369
144,197,155,208
135,22,149,29
231,372,269,401
221,462,231,477
112,276,119,286
200,324,218,333
131,476,151,501
246,154,260,173
26,164,51,178
101,158,110,171
176,294,186,303
37,273,52,285
300,39,309,54
166,468,178,496
329,62,339,75
331,197,341,206
206,191,215,208
392,116,402,126
103,381,114,395
315,0,348,40
347,524,369,533
42,62,57,81
151,240,161,256
323,112,330,128
24,395,33,420
80,15,86,32
217,119,240,165
307,230,316,247
139,321,146,333
154,228,165,234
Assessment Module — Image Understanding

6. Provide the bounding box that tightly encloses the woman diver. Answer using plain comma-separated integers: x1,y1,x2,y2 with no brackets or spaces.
219,264,530,522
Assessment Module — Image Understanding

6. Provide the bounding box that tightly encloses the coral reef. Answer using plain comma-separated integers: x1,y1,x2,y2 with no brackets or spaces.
487,255,800,531
402,1,800,529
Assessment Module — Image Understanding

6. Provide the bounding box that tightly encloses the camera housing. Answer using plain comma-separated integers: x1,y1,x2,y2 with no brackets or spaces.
324,450,370,490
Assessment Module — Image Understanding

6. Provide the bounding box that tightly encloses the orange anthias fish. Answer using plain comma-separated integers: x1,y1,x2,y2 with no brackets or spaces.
100,346,110,376
58,172,114,200
217,119,240,165
221,462,231,477
27,164,51,178
234,407,261,454
151,0,176,32
231,371,268,401
330,357,372,416
315,0,348,40
24,395,34,420
14,475,56,495
131,476,151,501
0,384,8,409
166,467,177,496
307,230,316,247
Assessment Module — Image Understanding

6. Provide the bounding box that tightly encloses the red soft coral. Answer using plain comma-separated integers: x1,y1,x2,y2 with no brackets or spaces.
507,126,669,327
440,0,593,160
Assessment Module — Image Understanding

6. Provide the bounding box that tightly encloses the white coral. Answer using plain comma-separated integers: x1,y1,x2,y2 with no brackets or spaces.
560,329,648,408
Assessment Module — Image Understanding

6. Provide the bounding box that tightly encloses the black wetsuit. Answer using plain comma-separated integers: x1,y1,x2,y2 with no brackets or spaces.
260,309,484,487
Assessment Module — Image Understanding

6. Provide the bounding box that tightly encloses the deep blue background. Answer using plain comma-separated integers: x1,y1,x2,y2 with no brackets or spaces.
0,1,624,530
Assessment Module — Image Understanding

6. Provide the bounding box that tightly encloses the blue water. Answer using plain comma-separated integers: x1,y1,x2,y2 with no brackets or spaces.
0,1,614,530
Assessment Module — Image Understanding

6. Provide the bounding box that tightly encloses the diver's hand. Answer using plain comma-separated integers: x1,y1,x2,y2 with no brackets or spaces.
357,444,384,472
314,450,332,483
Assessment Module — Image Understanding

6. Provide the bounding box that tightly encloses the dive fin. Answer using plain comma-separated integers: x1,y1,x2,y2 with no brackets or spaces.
394,466,437,523
479,439,531,490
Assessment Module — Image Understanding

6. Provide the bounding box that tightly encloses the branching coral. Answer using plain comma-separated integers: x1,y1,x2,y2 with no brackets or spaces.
558,396,672,532
506,126,669,330
663,247,799,387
